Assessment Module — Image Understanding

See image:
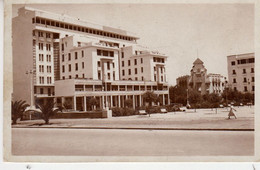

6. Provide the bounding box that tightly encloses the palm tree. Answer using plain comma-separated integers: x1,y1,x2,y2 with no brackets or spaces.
37,99,59,124
143,91,157,117
11,100,29,124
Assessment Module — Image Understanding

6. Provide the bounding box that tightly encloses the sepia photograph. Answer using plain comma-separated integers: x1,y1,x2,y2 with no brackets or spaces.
3,0,259,163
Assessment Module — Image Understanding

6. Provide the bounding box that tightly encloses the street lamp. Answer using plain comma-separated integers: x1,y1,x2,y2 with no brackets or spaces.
103,73,108,110
26,69,35,120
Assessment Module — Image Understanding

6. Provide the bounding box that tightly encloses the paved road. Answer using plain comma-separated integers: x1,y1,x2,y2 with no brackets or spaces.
12,128,254,156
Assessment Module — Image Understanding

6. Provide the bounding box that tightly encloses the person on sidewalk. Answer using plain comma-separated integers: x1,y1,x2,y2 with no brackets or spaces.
228,105,237,119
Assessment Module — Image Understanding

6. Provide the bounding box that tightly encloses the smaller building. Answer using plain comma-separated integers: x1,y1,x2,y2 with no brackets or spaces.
176,58,225,95
227,53,255,93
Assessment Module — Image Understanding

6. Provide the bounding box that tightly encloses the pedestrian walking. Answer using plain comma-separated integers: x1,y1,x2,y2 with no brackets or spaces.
228,105,237,119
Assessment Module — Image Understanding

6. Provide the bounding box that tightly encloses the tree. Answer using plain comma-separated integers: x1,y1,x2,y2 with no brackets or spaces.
143,91,158,117
208,93,221,113
11,100,29,124
37,99,59,124
89,97,98,110
169,85,187,105
124,98,133,108
188,89,202,112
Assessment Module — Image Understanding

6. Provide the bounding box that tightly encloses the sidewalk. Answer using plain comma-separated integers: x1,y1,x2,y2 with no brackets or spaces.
12,106,254,130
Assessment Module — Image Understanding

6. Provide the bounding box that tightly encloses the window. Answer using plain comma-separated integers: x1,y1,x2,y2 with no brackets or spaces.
113,63,115,68
251,68,254,73
68,53,71,61
39,65,44,73
40,88,43,94
142,76,144,81
39,54,44,61
113,72,115,80
62,65,65,73
47,66,51,73
69,75,72,79
249,58,255,63
109,51,114,57
108,73,111,80
244,86,248,92
46,55,51,62
135,77,138,81
62,54,64,62
47,77,52,84
82,50,84,57
128,69,131,75
232,70,236,75
98,71,101,80
154,75,156,81
82,74,85,78
122,61,124,67
231,61,235,65
75,74,78,78
122,70,125,76
243,78,247,82
141,58,143,64
233,78,236,83
134,59,137,65
252,77,254,82
128,60,131,66
69,64,71,72
77,42,81,47
121,52,124,58
243,69,246,74
154,67,156,72
135,68,137,74
97,49,101,55
135,51,138,55
252,86,255,91
61,43,64,51
75,63,78,71
39,77,44,84
107,62,110,70
38,31,43,37
141,67,143,73
98,61,101,67
38,43,43,50
46,33,51,38
161,76,163,82
62,76,65,80
75,52,78,59
82,62,84,69
234,87,237,91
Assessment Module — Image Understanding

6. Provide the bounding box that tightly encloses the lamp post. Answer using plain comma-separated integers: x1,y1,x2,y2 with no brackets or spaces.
103,73,108,110
26,69,35,120
224,77,228,109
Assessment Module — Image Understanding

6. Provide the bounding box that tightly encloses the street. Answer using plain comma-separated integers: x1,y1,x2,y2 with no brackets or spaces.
12,128,254,156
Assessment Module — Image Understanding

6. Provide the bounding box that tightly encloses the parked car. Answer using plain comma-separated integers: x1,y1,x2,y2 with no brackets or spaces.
179,107,186,112
219,104,224,108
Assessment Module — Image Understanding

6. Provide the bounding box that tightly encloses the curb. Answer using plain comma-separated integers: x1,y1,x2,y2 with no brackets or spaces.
12,126,254,131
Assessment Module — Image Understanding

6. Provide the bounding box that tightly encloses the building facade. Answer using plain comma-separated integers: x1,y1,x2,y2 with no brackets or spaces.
12,7,169,111
176,58,225,95
227,53,255,93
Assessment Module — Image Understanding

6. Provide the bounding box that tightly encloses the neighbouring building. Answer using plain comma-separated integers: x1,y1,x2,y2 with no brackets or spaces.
176,58,225,95
12,7,170,111
227,53,255,93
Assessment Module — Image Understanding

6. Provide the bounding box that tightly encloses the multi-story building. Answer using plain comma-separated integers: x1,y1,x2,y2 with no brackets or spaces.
12,7,169,111
176,58,225,95
227,53,255,93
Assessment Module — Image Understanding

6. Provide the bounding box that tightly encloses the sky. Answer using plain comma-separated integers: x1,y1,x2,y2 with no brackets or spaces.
13,3,254,86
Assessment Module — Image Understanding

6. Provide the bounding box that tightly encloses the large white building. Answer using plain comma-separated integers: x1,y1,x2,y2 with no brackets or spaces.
12,7,169,111
227,53,255,93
